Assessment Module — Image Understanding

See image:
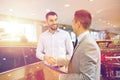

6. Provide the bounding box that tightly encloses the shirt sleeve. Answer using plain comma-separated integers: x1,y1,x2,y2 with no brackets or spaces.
36,35,45,60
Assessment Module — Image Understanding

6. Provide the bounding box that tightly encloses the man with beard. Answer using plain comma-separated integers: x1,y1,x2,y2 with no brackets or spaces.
36,11,73,73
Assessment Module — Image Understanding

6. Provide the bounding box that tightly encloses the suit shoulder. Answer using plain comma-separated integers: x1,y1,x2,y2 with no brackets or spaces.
83,34,98,45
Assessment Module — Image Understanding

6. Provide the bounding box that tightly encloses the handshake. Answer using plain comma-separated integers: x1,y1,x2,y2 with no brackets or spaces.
44,55,69,67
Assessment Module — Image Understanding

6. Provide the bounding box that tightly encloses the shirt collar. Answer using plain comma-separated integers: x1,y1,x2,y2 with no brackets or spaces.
46,28,60,34
77,31,89,43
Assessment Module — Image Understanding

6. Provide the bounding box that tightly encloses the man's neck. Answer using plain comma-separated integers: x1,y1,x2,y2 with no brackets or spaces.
49,29,57,34
77,29,88,37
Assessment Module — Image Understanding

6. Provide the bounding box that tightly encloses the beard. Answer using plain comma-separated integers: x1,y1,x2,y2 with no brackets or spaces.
50,24,58,30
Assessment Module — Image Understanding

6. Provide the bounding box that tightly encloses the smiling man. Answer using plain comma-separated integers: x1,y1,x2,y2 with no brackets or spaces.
36,11,73,72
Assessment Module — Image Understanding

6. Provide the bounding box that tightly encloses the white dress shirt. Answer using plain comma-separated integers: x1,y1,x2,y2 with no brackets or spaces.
36,28,73,66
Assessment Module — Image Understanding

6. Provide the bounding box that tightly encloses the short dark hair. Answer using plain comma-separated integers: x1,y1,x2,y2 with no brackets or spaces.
74,9,92,29
45,11,58,19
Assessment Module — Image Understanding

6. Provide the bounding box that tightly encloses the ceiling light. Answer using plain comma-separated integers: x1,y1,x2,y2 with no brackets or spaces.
63,27,66,29
46,9,51,12
9,9,13,12
64,4,70,7
3,58,6,60
113,25,117,27
107,22,110,25
89,0,94,2
32,13,36,15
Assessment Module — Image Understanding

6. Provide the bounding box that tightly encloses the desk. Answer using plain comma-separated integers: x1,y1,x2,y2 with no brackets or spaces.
0,61,60,80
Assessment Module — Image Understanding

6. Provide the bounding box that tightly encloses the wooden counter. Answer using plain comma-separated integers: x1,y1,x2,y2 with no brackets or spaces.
0,61,60,80
0,41,37,47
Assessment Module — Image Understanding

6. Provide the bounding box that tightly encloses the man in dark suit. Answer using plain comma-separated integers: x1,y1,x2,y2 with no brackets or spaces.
59,9,101,80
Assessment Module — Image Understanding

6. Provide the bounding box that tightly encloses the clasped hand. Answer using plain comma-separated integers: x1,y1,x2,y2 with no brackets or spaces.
44,55,57,65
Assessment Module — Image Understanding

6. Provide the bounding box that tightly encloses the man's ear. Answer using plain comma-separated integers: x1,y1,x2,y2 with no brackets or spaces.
76,21,81,28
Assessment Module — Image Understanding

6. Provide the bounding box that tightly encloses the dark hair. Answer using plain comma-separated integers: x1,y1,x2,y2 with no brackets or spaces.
45,11,58,19
74,9,92,29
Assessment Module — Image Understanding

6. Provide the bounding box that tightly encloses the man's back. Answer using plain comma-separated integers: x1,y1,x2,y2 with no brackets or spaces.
69,33,101,80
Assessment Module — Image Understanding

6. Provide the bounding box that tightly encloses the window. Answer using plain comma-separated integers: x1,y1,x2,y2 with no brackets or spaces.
0,21,37,42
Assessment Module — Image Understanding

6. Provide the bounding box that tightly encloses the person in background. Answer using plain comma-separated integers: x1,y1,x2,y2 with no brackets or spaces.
59,9,101,80
36,11,73,72
105,30,111,40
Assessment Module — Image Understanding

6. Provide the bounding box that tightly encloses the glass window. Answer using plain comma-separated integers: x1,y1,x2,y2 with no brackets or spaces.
0,21,37,42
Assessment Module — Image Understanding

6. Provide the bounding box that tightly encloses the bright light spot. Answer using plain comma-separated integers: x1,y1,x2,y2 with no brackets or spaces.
8,74,11,77
32,13,36,15
113,25,117,27
64,4,70,7
4,21,24,35
36,66,39,69
0,20,37,42
89,0,94,2
25,55,28,57
9,9,14,12
91,14,94,18
107,22,110,25
63,27,66,29
46,9,51,12
3,58,6,60
98,19,102,21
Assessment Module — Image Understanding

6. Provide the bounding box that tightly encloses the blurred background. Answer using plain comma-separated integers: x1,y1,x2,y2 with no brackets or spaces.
0,0,120,80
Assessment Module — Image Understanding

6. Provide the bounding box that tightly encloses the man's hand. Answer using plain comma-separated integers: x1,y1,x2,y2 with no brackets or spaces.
44,55,57,65
57,58,69,67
